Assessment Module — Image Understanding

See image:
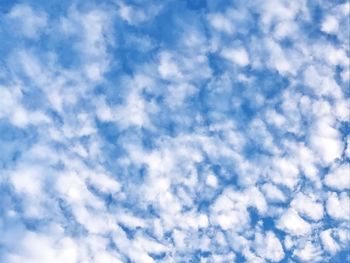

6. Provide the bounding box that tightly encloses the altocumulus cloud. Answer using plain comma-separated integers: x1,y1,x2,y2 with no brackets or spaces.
0,0,349,262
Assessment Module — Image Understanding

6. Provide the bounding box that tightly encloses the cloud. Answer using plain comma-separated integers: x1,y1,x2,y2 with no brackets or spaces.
6,4,47,39
254,231,285,262
0,0,349,262
326,192,350,221
291,193,324,221
321,15,339,34
117,1,161,26
293,241,323,262
220,47,250,67
320,229,340,255
261,183,287,203
324,163,350,190
277,209,312,236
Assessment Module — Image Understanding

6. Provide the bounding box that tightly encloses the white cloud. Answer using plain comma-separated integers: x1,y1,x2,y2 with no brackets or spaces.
246,187,268,214
334,98,350,122
133,233,168,255
1,0,350,261
277,209,311,236
95,96,114,122
264,38,295,75
254,231,285,262
303,65,342,98
291,193,324,221
7,4,47,39
326,192,350,220
273,20,298,39
210,192,249,230
118,3,146,25
166,83,196,108
283,235,295,250
265,109,286,128
290,142,319,183
3,231,78,263
258,0,305,31
60,7,114,82
335,227,350,247
293,241,323,262
206,253,236,263
221,47,250,67
320,229,340,254
158,51,183,80
324,163,350,190
268,157,300,189
207,13,234,34
117,2,161,26
10,165,44,196
210,187,266,231
309,117,343,165
261,183,286,202
0,85,49,128
206,173,218,188
321,16,339,34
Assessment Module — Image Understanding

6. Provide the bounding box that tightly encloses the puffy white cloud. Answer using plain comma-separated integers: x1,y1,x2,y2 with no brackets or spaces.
291,193,324,221
220,47,250,67
324,163,350,190
326,192,350,221
254,231,285,262
268,157,300,189
320,229,340,254
205,173,218,188
2,231,78,263
1,0,349,261
287,142,319,183
264,38,295,75
293,241,323,262
114,88,155,128
303,65,342,98
277,209,311,236
321,16,339,34
204,253,236,263
210,190,250,230
309,117,343,165
261,183,286,202
210,187,266,231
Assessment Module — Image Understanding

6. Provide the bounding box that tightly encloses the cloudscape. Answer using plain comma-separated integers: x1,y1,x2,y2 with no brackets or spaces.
0,0,349,262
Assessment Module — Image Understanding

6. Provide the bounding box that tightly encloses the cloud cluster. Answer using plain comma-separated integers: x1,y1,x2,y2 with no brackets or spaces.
0,0,349,262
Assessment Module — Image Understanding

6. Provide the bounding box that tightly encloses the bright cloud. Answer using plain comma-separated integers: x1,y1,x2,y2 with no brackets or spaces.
0,0,349,262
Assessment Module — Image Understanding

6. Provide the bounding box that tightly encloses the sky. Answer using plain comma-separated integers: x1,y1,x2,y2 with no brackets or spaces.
0,0,349,262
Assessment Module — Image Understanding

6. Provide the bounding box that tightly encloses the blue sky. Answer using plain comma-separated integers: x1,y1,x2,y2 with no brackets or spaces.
0,0,349,262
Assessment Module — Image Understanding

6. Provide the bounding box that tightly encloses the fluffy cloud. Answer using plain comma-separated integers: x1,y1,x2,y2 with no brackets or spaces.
324,163,350,190
0,0,349,262
326,192,350,221
320,229,340,255
277,209,312,236
293,241,323,262
254,231,285,262
291,193,324,221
